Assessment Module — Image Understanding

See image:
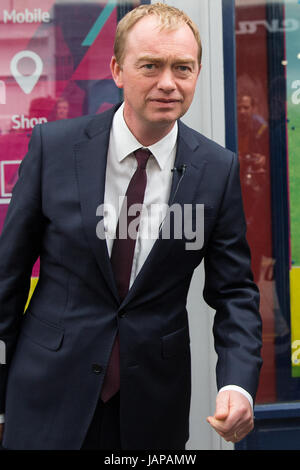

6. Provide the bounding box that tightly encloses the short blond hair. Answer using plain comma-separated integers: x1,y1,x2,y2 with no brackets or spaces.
114,3,202,67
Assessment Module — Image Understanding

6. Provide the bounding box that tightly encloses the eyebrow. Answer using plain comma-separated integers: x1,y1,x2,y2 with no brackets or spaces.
135,55,197,66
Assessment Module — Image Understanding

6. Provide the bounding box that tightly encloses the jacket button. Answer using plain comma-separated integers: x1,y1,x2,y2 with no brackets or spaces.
92,364,103,374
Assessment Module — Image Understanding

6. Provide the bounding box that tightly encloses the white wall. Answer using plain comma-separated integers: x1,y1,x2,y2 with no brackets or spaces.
152,0,233,450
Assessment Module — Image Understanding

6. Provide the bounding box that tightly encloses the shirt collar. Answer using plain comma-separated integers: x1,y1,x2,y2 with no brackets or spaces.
111,102,178,170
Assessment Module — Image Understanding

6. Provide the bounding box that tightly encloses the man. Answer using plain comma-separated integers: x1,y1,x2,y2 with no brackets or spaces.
0,4,262,450
55,97,69,121
237,92,269,281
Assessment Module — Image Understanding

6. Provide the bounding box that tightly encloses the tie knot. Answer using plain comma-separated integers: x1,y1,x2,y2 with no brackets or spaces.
134,148,151,169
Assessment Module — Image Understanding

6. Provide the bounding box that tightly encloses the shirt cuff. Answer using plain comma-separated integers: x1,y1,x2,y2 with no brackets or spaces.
218,385,253,409
0,414,4,424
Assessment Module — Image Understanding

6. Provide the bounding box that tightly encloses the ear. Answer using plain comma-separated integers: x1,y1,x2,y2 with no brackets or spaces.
110,56,124,89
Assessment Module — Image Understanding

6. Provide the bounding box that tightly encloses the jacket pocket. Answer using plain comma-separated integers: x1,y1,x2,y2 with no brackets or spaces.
162,326,190,359
20,313,64,351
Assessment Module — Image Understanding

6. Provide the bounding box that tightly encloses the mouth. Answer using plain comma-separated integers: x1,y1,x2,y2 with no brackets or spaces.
149,98,181,105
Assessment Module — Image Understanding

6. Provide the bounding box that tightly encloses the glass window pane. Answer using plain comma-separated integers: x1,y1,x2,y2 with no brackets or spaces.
0,0,149,281
235,0,300,403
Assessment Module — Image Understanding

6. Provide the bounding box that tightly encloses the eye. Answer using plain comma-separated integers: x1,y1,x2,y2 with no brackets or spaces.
176,65,192,73
143,64,156,70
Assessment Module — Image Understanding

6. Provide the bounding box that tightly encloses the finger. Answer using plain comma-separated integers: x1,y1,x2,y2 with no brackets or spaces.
221,418,254,443
206,415,230,435
207,412,253,442
207,408,241,434
227,428,248,443
214,391,230,420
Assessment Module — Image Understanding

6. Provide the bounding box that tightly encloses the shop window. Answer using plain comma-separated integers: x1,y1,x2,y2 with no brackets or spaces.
235,0,300,403
0,0,149,295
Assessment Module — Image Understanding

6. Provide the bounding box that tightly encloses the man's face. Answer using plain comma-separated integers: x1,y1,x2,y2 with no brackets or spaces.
111,15,201,137
56,101,69,120
238,96,253,125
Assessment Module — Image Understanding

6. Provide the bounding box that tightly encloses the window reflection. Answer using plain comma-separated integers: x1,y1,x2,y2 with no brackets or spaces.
237,91,269,281
236,0,300,404
0,0,149,268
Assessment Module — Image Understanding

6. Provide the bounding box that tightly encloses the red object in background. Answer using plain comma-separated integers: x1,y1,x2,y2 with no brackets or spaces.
236,3,276,403
71,8,116,81
0,0,121,278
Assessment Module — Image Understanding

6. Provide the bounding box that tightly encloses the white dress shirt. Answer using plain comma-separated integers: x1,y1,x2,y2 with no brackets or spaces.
104,103,178,287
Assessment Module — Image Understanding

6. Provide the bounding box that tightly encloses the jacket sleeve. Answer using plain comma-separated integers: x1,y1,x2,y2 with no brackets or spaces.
203,152,263,401
0,125,44,412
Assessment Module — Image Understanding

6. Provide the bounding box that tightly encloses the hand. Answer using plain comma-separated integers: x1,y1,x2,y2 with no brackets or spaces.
206,390,254,443
0,423,3,443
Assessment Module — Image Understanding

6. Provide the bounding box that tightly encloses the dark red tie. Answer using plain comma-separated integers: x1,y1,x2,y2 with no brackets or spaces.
101,148,151,402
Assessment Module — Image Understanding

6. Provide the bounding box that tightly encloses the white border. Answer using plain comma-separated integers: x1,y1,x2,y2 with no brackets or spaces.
0,160,21,200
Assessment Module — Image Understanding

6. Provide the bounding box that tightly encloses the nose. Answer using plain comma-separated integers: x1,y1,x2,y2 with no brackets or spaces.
157,68,176,92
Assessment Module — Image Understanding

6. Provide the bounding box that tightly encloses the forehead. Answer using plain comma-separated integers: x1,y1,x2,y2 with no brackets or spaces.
125,15,199,60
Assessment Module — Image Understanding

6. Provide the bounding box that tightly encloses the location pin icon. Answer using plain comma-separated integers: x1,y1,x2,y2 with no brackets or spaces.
10,50,43,94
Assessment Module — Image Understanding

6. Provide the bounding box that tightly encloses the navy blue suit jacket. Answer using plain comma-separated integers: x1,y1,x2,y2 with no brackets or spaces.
0,104,262,449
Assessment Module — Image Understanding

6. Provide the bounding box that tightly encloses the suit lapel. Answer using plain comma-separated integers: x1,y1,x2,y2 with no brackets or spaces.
120,120,208,309
74,106,120,302
74,110,208,307
168,121,207,206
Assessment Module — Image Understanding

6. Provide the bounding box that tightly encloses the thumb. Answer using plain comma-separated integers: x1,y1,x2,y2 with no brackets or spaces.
214,390,230,420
